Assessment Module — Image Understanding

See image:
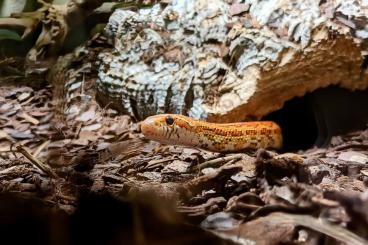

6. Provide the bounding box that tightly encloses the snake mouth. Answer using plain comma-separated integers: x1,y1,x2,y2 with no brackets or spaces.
140,119,154,137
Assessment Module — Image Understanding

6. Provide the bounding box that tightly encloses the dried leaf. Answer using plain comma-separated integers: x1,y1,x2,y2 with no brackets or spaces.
8,129,34,139
0,29,22,41
201,212,240,230
338,151,368,164
17,92,31,102
162,160,190,173
76,110,95,122
19,112,39,125
0,130,13,141
81,123,102,131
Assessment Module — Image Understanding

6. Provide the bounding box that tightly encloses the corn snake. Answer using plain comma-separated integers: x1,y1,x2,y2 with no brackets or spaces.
141,114,282,152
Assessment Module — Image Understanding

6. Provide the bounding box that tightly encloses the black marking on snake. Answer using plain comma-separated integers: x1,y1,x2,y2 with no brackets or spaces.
175,127,180,139
163,126,169,138
167,127,174,139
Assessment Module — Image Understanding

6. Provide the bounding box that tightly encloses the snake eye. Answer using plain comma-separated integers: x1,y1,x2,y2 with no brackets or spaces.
165,116,174,125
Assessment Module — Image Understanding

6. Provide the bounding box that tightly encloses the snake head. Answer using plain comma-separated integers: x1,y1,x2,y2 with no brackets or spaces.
140,114,176,143
140,114,196,146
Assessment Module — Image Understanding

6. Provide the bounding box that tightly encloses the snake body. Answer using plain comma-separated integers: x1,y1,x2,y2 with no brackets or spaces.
141,114,282,152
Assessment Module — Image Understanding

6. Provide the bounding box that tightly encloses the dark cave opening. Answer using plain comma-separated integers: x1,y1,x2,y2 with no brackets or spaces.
263,86,368,152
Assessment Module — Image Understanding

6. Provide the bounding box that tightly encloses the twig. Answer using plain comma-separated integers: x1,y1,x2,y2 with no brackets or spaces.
328,143,368,152
0,17,38,38
191,154,244,172
33,140,50,157
16,145,59,179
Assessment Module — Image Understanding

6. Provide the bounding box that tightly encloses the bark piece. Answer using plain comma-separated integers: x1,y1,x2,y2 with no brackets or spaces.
96,0,368,122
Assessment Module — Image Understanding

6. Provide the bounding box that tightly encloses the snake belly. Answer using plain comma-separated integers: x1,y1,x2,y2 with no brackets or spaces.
140,114,282,152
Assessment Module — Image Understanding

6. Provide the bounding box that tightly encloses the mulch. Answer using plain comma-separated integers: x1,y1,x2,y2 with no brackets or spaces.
1,73,368,244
